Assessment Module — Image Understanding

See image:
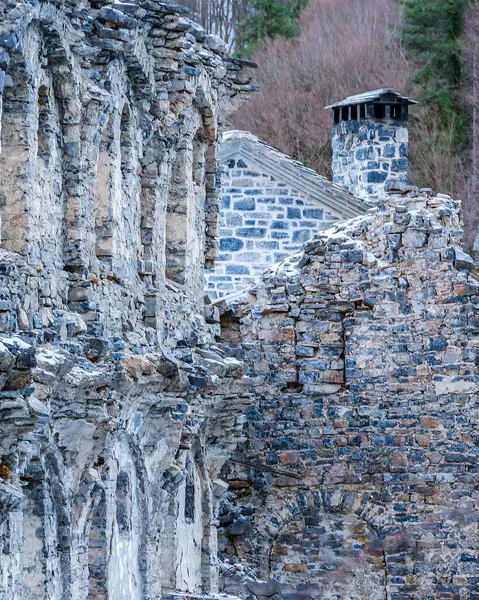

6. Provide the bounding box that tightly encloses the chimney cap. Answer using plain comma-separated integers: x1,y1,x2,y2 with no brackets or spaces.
325,88,418,110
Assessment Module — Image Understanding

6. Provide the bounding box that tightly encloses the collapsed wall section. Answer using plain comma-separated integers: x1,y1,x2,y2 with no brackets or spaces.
219,192,479,600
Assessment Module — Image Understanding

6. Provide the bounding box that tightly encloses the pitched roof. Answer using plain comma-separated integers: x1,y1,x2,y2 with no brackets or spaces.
325,88,418,110
220,130,367,219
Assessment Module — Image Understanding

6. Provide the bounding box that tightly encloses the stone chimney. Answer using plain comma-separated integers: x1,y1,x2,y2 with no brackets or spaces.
326,89,417,202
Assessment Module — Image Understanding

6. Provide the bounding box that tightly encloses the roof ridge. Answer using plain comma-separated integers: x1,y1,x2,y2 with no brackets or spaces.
220,130,368,219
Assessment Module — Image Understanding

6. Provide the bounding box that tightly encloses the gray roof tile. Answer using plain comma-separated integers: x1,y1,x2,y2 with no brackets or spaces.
220,131,368,219
325,88,418,109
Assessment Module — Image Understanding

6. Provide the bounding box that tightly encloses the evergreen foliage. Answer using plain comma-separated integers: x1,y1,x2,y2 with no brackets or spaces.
235,0,307,57
400,0,473,142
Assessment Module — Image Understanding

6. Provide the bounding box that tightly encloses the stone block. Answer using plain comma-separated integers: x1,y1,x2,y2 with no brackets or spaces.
234,198,255,211
220,237,244,252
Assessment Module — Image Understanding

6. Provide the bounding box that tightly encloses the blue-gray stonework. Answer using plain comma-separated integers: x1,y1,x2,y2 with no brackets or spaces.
205,157,342,298
332,118,409,202
219,191,479,600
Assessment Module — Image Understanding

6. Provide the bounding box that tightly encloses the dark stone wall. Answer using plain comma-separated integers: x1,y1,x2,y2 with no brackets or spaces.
220,191,479,600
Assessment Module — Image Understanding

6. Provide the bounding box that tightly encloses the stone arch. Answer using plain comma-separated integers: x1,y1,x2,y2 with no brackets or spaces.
268,506,387,600
91,91,141,278
227,490,391,600
27,19,82,271
2,454,72,599
107,438,144,600
160,450,205,594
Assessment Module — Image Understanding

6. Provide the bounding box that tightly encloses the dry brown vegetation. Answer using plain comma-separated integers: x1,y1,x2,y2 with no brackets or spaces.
231,0,479,250
231,0,411,177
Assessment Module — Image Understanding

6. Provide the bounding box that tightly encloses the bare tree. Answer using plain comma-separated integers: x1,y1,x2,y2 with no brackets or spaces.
179,0,250,49
231,0,412,178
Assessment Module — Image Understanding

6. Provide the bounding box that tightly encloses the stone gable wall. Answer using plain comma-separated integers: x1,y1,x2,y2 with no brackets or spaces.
219,191,479,600
205,155,342,298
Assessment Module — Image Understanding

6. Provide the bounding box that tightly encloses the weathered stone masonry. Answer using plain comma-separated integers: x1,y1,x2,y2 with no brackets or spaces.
205,131,366,299
328,89,417,202
219,191,479,599
0,2,255,599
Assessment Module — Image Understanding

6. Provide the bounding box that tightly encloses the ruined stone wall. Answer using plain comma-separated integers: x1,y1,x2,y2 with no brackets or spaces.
219,192,479,600
0,2,255,598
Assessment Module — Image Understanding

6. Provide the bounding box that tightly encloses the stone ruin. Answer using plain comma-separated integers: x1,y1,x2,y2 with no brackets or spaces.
0,3,478,600
0,1,255,598
216,92,479,599
220,190,479,600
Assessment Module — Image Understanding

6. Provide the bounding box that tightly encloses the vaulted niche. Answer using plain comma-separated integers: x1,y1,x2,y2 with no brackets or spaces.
37,85,51,163
192,130,206,186
94,115,114,269
165,149,188,285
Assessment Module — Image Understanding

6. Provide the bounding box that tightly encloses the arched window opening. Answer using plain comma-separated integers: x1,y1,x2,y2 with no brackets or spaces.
192,131,206,186
94,116,114,270
37,85,51,163
165,150,187,285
